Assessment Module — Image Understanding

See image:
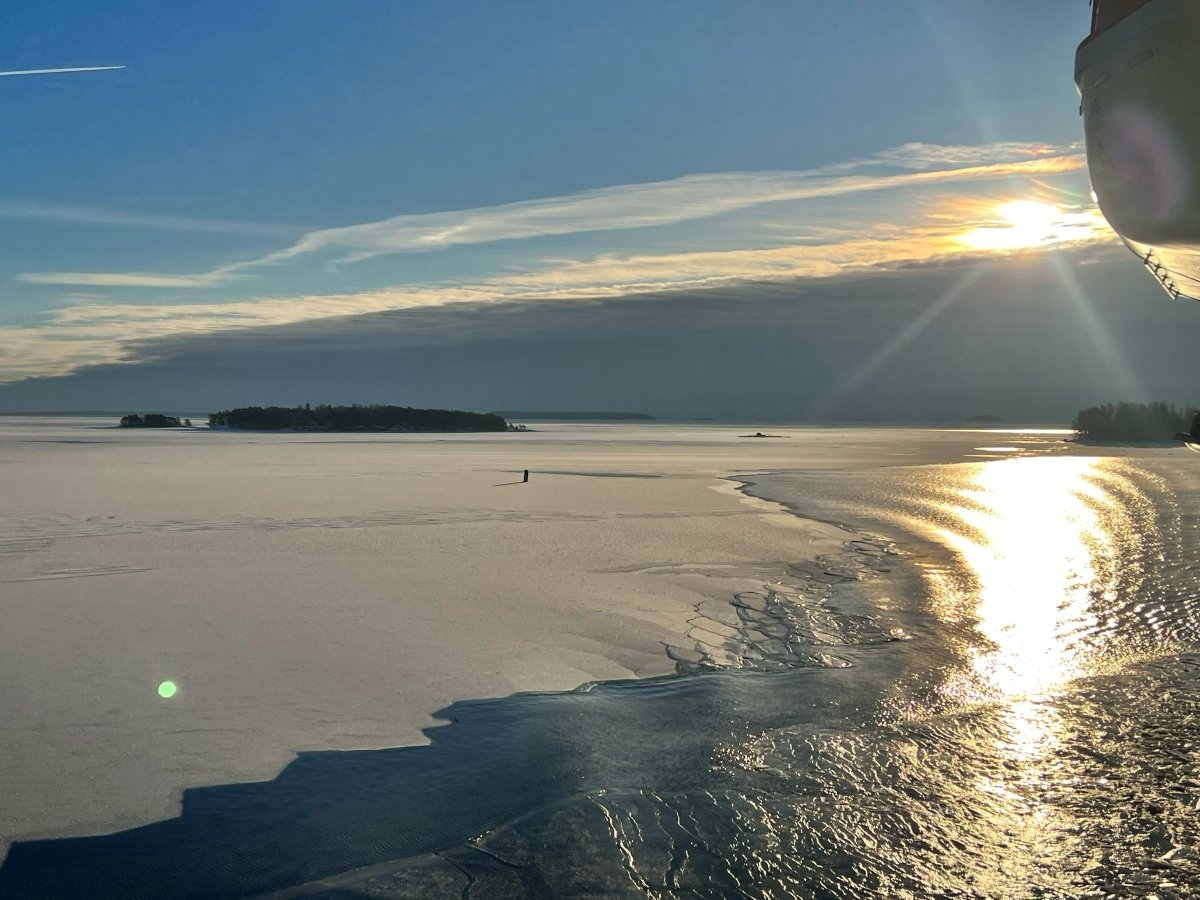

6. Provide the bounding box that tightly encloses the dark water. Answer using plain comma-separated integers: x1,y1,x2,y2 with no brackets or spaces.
2,455,1199,898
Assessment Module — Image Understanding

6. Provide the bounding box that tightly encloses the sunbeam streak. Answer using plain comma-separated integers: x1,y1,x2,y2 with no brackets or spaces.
1046,245,1145,401
810,262,989,418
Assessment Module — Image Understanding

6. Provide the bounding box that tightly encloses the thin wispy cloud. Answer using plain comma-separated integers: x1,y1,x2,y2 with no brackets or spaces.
18,269,245,289
0,65,124,78
259,146,1086,266
258,146,1083,266
867,142,1069,169
0,201,300,237
16,141,1085,289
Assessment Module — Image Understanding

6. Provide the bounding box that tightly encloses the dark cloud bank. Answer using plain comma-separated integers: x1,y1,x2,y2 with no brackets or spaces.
3,247,1198,422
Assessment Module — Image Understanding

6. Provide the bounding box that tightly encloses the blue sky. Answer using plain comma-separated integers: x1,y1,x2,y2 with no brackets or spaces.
1,1,1195,417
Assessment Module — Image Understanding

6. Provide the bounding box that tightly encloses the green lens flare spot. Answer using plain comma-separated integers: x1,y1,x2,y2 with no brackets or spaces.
157,681,178,699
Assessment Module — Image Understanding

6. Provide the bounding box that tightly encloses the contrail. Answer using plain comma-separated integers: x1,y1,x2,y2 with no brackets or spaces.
0,65,125,78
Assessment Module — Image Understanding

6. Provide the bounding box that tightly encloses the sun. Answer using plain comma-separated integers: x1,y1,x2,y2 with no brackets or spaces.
998,200,1061,233
959,200,1067,251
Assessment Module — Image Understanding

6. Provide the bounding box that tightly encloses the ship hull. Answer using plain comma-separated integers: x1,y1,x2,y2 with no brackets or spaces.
1076,0,1200,300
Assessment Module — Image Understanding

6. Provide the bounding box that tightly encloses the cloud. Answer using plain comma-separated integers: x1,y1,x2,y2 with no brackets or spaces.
241,142,1089,265
17,270,244,289
16,141,1086,288
0,65,124,77
0,223,1121,383
0,250,1180,425
2,139,1115,384
866,142,1078,170
0,201,300,237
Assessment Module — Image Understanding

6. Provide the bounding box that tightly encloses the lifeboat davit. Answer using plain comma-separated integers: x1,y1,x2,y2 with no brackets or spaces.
1076,0,1200,301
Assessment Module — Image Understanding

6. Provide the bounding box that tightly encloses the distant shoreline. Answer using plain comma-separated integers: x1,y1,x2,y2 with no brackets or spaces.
491,410,654,421
0,412,1078,430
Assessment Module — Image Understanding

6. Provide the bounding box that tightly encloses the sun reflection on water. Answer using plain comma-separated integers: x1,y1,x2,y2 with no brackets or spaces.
917,456,1162,764
934,457,1117,700
926,460,1142,710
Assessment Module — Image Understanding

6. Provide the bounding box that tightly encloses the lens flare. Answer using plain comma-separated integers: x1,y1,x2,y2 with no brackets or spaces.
157,681,178,699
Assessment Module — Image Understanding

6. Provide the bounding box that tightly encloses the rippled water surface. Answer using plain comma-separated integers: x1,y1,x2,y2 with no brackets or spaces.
4,450,1199,898
728,456,1200,897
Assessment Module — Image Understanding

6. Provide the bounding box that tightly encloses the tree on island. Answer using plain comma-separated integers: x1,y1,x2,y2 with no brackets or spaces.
207,404,507,432
1072,401,1195,441
119,414,183,428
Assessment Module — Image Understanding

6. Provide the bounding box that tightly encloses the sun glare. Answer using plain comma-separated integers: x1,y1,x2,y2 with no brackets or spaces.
958,200,1104,252
1001,200,1060,230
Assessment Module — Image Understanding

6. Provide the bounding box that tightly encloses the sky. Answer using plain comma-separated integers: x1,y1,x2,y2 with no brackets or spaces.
2,0,1198,420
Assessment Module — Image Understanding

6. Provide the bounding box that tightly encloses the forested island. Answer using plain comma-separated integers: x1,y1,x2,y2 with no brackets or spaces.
119,414,188,428
208,404,507,432
1071,401,1194,441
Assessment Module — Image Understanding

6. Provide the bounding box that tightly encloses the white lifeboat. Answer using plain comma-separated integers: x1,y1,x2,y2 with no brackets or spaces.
1076,0,1200,301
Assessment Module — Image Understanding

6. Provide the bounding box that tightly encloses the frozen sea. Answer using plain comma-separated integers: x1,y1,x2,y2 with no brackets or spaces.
0,418,1197,898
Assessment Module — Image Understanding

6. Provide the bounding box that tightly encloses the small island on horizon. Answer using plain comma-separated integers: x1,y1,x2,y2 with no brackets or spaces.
119,414,190,428
207,404,507,432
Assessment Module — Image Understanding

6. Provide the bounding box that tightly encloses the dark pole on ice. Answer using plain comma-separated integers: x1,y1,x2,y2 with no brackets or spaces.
523,469,529,483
